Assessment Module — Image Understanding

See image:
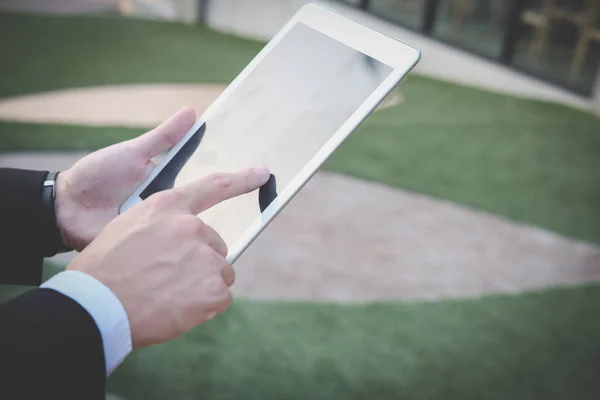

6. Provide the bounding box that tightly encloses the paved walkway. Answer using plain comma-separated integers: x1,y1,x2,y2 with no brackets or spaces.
0,84,224,128
2,152,598,301
236,173,600,302
0,84,401,127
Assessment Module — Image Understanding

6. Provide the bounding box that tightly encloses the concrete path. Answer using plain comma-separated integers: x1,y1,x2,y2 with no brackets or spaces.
0,84,226,128
0,84,401,127
2,152,598,301
235,172,600,302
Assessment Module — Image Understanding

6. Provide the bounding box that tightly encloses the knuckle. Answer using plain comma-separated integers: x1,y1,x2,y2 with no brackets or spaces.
147,190,178,209
210,287,233,316
206,225,228,256
205,273,229,298
167,188,186,203
220,291,233,310
216,239,228,258
178,215,205,236
146,191,167,207
173,309,195,335
198,243,217,260
224,265,236,287
208,173,233,192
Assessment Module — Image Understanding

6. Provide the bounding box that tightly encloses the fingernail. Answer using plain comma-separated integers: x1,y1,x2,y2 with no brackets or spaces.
253,166,270,181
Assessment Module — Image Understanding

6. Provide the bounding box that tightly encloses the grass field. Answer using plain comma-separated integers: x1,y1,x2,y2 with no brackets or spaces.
1,11,599,400
0,121,144,151
1,263,599,400
0,12,262,97
110,285,600,400
107,284,600,400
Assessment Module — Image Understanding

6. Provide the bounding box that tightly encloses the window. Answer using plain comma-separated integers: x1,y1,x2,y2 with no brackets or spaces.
433,0,509,58
512,0,600,94
368,0,428,30
338,0,600,95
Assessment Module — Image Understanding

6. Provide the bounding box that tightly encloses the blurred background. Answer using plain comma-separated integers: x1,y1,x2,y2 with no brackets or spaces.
0,0,599,399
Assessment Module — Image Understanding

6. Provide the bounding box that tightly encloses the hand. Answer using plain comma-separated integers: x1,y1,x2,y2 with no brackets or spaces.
67,166,270,348
55,108,196,251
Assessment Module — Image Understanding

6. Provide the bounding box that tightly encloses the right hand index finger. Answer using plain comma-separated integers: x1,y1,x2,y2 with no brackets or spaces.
177,167,270,215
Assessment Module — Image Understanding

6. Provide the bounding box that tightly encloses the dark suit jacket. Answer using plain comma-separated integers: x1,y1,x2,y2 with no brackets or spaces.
0,168,106,399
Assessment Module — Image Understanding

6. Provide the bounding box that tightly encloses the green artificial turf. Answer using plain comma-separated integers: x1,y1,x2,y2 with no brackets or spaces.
0,121,143,151
1,12,598,243
106,283,600,400
0,12,263,97
2,264,599,400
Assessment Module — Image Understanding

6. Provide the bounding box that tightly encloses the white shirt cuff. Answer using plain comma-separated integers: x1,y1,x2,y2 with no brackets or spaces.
40,270,132,375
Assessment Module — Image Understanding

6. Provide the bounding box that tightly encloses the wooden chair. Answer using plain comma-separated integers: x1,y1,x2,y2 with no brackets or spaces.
570,0,600,78
519,0,556,62
520,0,599,69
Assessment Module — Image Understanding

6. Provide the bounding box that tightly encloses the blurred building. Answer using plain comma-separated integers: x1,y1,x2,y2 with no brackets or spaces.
344,0,599,98
1,0,599,113
200,0,600,113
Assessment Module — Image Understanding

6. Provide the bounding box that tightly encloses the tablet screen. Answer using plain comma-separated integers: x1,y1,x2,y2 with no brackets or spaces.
141,22,393,249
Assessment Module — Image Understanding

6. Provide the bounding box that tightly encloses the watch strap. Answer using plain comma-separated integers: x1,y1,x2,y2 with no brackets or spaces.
41,171,73,256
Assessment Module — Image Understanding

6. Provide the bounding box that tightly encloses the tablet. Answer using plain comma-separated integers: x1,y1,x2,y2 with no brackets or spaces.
120,2,420,263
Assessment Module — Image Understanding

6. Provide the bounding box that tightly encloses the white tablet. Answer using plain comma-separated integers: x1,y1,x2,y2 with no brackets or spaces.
120,2,420,263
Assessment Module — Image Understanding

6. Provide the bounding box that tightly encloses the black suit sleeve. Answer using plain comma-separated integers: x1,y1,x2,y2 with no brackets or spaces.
0,288,106,399
0,168,54,285
0,168,107,398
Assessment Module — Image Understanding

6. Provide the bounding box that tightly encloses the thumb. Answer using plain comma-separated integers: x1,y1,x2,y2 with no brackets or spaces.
133,107,196,159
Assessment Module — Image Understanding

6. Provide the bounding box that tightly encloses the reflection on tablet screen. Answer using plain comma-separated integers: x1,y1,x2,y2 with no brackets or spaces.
142,22,393,248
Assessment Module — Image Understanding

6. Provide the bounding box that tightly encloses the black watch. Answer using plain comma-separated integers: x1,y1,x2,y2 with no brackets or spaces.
42,171,73,256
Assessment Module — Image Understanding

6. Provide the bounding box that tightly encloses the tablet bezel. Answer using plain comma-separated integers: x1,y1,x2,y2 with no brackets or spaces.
120,2,421,263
